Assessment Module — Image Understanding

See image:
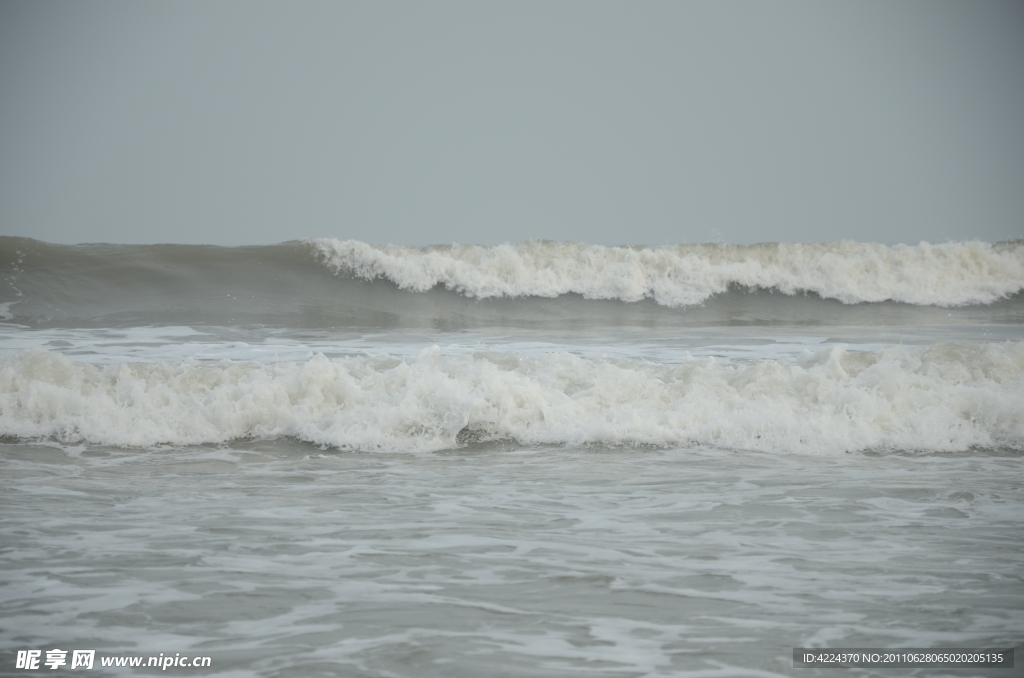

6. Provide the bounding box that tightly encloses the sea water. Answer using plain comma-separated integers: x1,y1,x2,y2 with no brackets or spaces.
1,237,1022,676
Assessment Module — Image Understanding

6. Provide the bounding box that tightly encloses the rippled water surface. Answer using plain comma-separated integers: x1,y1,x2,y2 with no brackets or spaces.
3,442,1022,677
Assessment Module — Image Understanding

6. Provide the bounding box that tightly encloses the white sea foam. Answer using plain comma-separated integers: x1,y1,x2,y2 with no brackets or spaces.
2,343,1021,453
311,239,1024,307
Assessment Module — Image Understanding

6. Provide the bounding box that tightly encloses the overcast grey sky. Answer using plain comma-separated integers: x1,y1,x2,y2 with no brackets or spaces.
1,1,1022,246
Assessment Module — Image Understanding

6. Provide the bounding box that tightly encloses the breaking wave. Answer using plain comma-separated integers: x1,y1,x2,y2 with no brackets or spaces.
3,238,1024,330
313,239,1024,307
3,343,1022,454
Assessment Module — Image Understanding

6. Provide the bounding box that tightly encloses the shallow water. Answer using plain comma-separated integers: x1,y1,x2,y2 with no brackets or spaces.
2,442,1022,676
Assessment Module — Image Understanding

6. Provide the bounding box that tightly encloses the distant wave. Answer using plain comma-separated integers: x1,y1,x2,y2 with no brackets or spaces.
313,239,1024,307
3,238,1023,329
3,343,1022,453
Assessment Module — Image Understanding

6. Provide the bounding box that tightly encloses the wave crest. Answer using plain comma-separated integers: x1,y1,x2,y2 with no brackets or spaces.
3,343,1022,453
312,239,1024,307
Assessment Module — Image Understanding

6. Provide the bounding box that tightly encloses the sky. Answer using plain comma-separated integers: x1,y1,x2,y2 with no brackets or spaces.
0,0,1022,247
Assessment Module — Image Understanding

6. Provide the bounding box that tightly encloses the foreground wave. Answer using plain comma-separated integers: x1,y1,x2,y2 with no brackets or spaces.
314,239,1024,307
3,343,1022,453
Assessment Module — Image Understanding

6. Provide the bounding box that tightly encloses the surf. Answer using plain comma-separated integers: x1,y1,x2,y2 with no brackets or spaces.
3,342,1021,454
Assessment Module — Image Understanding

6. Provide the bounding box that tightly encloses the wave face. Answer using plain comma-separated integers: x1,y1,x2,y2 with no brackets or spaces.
4,237,1023,330
313,239,1024,307
2,343,1022,453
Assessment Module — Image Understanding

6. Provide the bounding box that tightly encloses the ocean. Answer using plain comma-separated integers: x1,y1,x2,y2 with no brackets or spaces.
1,237,1022,676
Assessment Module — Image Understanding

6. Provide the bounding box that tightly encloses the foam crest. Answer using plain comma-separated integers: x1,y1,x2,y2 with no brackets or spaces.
2,343,1022,453
312,239,1024,307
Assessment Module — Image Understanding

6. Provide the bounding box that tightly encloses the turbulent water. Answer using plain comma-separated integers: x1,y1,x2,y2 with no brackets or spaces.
2,236,1023,676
